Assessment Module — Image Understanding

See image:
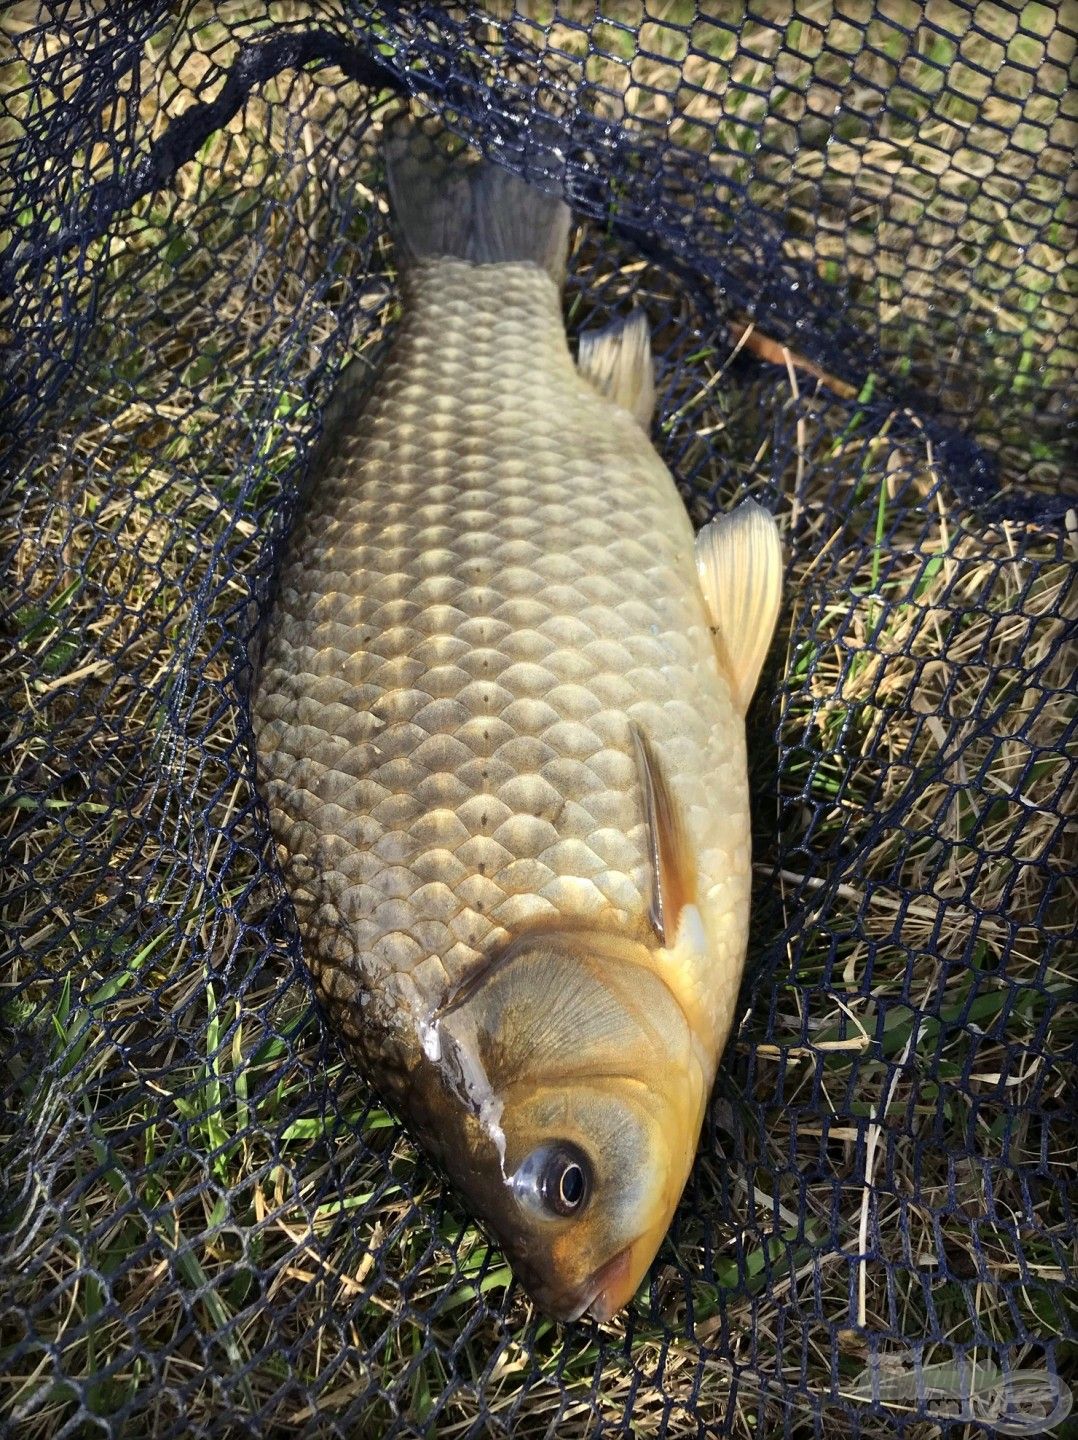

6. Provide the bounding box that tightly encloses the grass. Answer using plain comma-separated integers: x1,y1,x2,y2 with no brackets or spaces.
2,2,1076,1438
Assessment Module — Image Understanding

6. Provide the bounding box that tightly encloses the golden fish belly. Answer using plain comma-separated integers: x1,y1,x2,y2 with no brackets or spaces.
252,258,751,1080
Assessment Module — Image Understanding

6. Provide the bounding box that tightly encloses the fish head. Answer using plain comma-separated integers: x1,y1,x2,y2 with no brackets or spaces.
424,927,711,1322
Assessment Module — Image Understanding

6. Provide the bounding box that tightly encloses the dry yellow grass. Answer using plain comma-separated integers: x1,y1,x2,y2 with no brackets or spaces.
2,3,1074,1438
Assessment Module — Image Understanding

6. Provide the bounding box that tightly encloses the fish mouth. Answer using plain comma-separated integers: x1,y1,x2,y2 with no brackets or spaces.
585,1244,635,1323
549,1244,635,1325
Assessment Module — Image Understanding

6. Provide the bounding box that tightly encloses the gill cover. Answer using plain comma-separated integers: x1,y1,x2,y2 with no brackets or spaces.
428,929,711,1322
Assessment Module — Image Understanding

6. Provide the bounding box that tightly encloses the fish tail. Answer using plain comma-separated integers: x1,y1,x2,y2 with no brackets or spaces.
384,116,571,284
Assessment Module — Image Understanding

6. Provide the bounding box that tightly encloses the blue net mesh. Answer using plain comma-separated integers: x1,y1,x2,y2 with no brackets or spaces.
2,4,1074,1437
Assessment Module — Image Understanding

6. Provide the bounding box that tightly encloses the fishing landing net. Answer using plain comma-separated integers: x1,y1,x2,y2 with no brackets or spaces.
1,3,1074,1437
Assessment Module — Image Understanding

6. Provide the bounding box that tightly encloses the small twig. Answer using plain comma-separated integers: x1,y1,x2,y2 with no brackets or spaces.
728,318,859,400
782,347,806,531
856,999,927,1327
31,658,112,696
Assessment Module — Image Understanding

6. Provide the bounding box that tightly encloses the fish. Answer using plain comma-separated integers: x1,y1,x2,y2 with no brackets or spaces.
251,119,783,1324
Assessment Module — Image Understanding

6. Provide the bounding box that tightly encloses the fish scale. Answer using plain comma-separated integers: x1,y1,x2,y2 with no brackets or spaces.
254,259,750,1080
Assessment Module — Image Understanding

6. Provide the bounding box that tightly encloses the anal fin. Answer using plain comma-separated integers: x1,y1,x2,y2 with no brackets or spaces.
578,311,656,428
695,499,783,716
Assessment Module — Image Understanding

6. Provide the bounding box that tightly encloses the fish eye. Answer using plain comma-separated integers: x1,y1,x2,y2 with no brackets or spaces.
512,1141,592,1219
544,1146,589,1216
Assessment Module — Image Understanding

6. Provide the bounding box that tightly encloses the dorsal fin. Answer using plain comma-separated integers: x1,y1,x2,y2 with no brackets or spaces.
694,500,783,716
629,722,694,945
577,311,656,428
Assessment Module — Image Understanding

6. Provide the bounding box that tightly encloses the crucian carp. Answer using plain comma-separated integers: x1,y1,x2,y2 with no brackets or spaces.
252,120,783,1323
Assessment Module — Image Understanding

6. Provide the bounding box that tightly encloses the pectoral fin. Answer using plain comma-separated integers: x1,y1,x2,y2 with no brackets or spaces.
695,499,783,716
630,722,694,946
578,311,656,428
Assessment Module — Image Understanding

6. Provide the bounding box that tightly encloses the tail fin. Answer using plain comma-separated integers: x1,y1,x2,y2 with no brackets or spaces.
384,116,571,283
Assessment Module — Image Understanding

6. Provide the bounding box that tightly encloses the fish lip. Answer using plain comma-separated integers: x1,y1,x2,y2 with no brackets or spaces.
546,1244,630,1319
584,1244,634,1324
524,1245,634,1324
